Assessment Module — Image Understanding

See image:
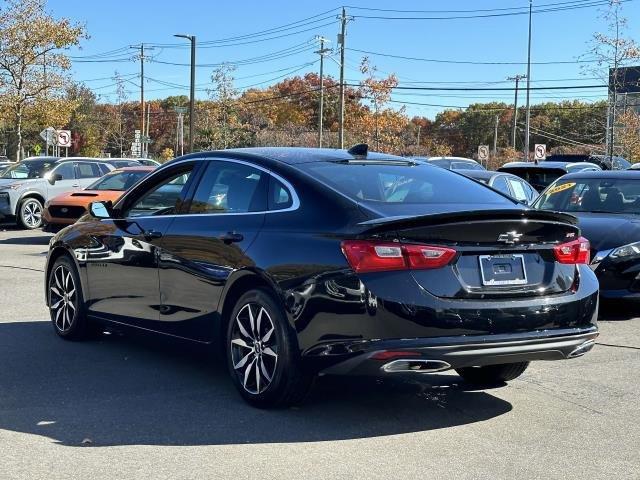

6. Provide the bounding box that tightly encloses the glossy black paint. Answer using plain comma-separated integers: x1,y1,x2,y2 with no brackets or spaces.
45,148,599,375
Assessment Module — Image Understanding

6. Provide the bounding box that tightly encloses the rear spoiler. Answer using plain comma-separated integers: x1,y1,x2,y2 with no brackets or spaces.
358,209,577,234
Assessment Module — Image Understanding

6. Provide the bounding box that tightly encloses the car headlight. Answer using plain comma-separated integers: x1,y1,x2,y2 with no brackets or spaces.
610,241,640,259
5,183,24,190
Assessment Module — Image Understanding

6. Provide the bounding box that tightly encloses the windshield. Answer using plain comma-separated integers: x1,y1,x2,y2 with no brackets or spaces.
533,177,640,214
300,162,513,208
87,170,149,191
1,160,56,179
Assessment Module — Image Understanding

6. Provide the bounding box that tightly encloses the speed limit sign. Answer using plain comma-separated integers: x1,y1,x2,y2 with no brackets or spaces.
534,144,547,161
477,145,490,162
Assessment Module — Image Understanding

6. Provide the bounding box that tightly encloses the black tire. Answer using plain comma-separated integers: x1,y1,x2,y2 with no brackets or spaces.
18,197,44,229
455,362,529,385
47,255,92,340
226,289,313,408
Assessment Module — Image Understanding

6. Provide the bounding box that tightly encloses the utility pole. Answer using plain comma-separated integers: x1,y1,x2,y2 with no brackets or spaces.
315,36,331,148
337,8,352,149
145,103,151,158
493,115,499,158
175,34,196,153
131,44,153,153
523,0,533,161
507,74,526,149
417,124,421,148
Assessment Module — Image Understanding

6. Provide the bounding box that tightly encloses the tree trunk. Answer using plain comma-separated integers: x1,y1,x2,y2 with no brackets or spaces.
15,108,23,162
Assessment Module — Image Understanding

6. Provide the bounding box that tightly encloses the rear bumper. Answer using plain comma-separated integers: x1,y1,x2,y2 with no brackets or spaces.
319,327,599,376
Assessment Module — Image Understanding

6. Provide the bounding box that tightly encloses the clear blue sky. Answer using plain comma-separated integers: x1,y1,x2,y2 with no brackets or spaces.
47,0,640,118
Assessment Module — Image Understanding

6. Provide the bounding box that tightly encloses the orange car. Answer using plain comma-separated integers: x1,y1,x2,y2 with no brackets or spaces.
43,166,154,230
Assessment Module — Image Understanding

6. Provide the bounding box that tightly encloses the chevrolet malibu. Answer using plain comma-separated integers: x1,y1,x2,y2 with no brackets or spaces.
44,146,599,408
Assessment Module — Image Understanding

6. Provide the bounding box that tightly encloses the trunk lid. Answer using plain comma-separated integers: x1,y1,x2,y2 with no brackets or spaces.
358,209,580,299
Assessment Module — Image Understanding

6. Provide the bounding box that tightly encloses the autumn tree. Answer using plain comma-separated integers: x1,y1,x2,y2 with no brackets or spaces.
0,0,86,160
616,110,640,162
102,72,130,157
358,57,398,150
584,0,640,157
206,63,239,149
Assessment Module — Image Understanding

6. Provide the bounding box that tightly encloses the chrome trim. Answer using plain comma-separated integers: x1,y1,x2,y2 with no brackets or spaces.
381,359,451,373
118,156,300,220
567,340,596,358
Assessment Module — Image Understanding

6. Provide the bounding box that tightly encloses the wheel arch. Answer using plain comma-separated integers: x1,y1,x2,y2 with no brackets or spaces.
215,268,287,353
18,191,46,208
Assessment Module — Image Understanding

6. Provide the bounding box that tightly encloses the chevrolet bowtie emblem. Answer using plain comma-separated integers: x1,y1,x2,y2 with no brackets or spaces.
497,231,523,244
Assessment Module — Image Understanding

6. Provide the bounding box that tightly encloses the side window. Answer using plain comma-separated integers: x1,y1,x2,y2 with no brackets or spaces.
98,163,112,175
189,161,267,214
125,167,193,217
491,175,511,196
76,162,102,179
53,163,75,180
268,177,293,210
506,178,529,202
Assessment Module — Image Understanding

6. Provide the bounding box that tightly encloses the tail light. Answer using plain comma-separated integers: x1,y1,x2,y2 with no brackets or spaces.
554,236,590,264
341,240,457,273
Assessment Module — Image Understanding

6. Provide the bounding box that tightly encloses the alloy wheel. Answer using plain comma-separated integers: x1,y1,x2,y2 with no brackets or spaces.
22,200,42,228
49,265,77,332
230,303,279,395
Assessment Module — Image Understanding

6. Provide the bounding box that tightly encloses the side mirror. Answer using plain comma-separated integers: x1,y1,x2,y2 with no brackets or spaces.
89,201,112,219
48,173,63,185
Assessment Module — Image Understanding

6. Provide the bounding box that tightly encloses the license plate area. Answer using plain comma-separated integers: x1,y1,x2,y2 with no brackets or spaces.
478,254,527,286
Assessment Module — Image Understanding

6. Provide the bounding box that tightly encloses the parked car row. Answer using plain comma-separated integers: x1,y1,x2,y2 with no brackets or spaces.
0,156,159,229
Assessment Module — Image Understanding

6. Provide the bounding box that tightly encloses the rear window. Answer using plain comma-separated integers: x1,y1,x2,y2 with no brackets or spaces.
533,177,640,214
300,162,512,206
499,167,565,192
450,161,484,171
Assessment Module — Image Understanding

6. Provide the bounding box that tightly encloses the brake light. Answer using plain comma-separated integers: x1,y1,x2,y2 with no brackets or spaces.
553,236,590,264
341,240,457,273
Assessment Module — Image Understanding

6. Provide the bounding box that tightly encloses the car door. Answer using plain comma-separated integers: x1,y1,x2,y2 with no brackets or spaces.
75,161,106,188
157,159,270,341
85,161,198,330
46,162,79,199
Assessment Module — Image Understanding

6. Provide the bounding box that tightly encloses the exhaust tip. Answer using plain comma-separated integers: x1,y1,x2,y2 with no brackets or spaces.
568,340,596,358
382,359,451,374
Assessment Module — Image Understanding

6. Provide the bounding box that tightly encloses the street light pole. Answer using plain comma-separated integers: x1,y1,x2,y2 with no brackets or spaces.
523,0,533,161
174,34,196,153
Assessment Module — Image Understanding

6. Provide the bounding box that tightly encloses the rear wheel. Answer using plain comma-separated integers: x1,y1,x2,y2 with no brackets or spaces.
226,289,313,408
48,255,91,340
455,362,529,385
18,197,43,229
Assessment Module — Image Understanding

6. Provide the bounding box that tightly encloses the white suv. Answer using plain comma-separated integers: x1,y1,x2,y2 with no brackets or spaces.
0,157,113,229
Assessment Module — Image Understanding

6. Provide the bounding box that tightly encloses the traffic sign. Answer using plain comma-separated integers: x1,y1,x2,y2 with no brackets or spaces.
40,127,56,145
478,145,490,162
534,144,547,161
57,130,72,148
34,144,41,155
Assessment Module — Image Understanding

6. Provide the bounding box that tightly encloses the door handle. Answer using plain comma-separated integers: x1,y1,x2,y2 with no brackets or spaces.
143,229,163,241
219,232,244,244
72,184,80,188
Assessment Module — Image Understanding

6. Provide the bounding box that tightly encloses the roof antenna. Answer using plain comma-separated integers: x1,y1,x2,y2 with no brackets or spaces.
347,143,368,158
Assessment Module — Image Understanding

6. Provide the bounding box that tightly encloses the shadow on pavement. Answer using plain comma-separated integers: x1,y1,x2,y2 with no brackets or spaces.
0,321,512,447
0,235,52,246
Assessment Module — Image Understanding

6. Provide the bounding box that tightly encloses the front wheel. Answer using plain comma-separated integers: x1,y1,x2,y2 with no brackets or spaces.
48,255,91,340
18,198,43,229
226,289,313,408
455,362,529,385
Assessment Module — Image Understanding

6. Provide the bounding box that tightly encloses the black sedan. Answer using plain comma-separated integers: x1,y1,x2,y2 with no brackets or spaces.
534,170,640,300
499,161,601,192
45,146,599,408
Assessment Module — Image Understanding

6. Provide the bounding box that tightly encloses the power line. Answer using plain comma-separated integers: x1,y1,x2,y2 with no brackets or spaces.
346,47,598,65
343,0,611,14
348,0,629,21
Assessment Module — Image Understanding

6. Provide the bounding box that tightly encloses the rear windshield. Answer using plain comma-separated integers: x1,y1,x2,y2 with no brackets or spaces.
533,177,640,214
1,160,55,179
300,162,512,206
499,167,565,192
87,170,149,191
429,159,483,171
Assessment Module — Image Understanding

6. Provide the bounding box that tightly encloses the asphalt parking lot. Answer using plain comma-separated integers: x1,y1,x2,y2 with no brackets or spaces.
0,225,638,480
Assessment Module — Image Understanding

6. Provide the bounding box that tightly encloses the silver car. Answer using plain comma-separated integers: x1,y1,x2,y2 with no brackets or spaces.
0,157,113,229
